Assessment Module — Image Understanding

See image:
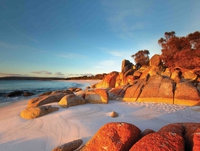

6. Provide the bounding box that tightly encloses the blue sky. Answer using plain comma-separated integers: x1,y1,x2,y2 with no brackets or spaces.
0,0,200,77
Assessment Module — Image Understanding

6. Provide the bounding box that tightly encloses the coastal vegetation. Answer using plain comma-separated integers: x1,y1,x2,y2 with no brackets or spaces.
158,31,200,75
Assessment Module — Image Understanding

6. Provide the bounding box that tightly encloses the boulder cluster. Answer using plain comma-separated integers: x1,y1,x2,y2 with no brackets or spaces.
94,55,200,106
80,122,200,151
20,87,110,119
19,55,200,150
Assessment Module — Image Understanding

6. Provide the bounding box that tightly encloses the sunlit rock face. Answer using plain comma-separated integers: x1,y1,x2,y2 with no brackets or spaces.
93,55,200,106
181,123,200,151
174,82,200,106
27,92,72,108
58,94,86,108
20,105,59,119
85,88,109,104
81,122,141,151
131,123,200,151
94,71,119,88
137,74,174,104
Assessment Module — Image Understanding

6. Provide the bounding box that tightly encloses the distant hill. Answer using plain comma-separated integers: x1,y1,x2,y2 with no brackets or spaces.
0,74,106,81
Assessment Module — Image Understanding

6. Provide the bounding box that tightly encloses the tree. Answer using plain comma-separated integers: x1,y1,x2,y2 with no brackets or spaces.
187,31,200,49
158,31,200,75
131,50,150,67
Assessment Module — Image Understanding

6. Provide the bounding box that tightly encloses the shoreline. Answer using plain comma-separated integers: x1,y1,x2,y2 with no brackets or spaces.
0,80,100,108
0,79,200,151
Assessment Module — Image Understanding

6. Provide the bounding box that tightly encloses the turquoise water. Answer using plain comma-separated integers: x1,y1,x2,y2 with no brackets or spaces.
0,80,87,103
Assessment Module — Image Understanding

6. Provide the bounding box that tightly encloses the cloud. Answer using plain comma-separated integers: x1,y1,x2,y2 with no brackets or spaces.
101,0,149,39
0,41,19,49
58,53,87,59
0,41,87,60
66,73,93,77
55,72,65,76
0,72,25,77
99,47,135,59
31,70,52,75
108,51,133,58
94,60,116,69
2,17,39,43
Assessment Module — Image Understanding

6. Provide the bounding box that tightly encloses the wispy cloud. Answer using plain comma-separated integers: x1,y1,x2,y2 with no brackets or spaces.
0,1,8,10
101,0,149,39
0,72,26,77
58,53,87,59
94,60,116,69
55,72,65,76
0,41,87,60
31,71,67,77
0,41,19,49
99,47,134,59
66,73,93,77
2,17,39,43
31,70,52,75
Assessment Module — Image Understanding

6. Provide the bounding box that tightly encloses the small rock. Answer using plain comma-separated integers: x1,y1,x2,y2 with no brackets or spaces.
52,139,83,151
6,90,23,97
23,91,35,96
110,111,118,118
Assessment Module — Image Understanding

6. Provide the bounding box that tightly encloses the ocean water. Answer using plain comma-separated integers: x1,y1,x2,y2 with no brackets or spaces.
0,80,88,103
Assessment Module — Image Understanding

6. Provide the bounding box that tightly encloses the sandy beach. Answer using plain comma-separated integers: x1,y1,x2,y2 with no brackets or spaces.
0,80,200,151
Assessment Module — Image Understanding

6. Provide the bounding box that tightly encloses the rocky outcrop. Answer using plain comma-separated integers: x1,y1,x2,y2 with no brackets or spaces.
138,74,174,104
6,90,24,97
27,90,74,108
171,69,181,83
182,123,200,151
174,82,200,106
94,71,119,88
20,105,59,119
23,91,35,96
162,67,172,77
58,94,86,108
130,123,200,150
81,122,200,151
68,87,82,92
52,139,83,151
149,54,162,66
27,93,67,108
123,79,146,102
85,88,109,104
183,70,198,81
130,124,185,150
93,54,200,106
6,90,35,97
81,122,141,151
115,60,135,87
140,129,155,138
108,85,131,101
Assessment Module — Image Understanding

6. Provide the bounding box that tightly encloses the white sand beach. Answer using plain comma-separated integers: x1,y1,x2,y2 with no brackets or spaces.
0,80,200,151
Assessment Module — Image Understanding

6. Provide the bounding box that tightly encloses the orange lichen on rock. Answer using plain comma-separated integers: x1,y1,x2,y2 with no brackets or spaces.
130,123,185,151
81,122,141,151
